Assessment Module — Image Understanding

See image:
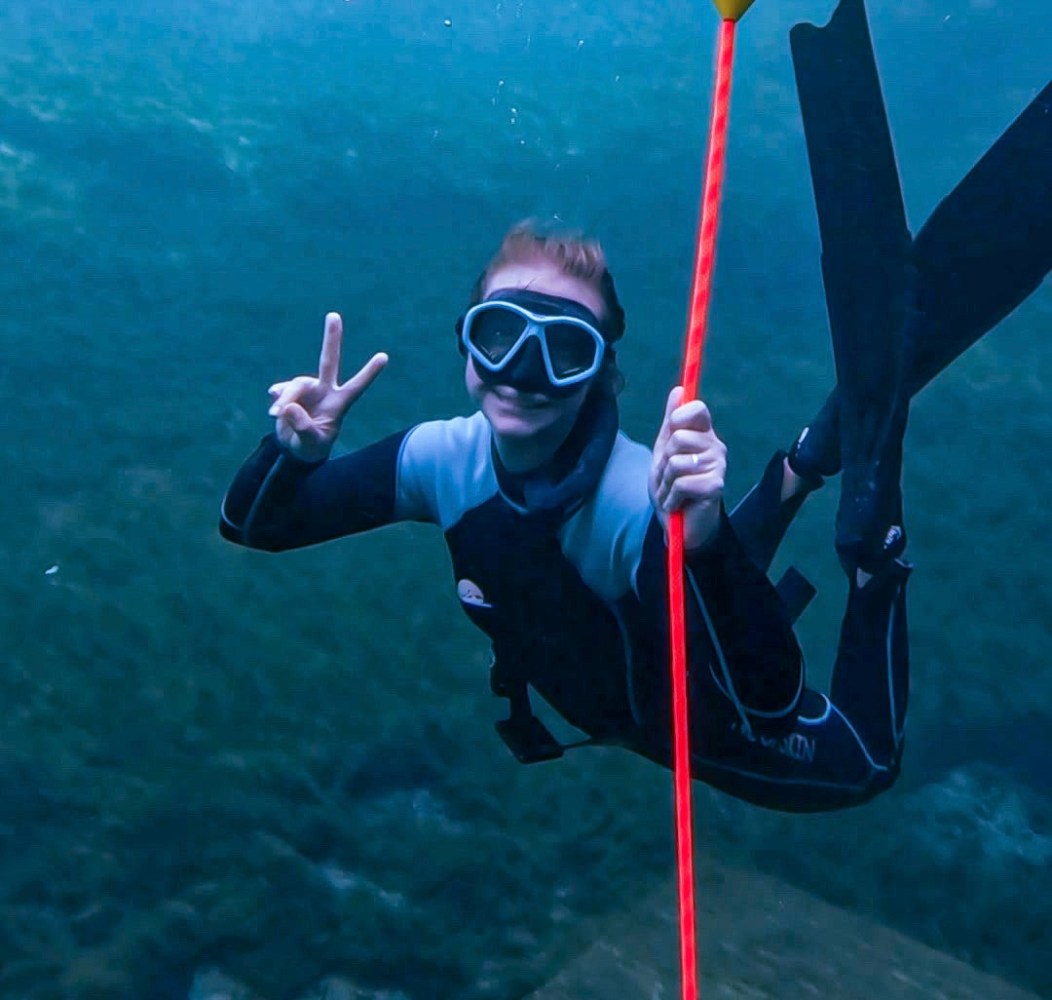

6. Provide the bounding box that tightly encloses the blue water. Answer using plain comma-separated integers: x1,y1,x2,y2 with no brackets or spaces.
1,1,1050,997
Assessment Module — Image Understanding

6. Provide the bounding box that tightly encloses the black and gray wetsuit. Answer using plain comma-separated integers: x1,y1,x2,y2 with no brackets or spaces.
220,393,909,812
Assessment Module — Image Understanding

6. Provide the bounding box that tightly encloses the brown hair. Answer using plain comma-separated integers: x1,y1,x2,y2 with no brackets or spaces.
466,220,627,394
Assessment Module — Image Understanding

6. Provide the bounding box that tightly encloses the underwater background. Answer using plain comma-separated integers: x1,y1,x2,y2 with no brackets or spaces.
1,0,1050,997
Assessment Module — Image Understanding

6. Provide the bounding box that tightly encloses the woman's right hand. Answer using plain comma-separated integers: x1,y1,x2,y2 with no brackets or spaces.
268,312,388,463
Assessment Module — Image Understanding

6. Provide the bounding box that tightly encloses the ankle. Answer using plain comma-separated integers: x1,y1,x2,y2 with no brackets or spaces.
840,525,908,583
780,457,820,502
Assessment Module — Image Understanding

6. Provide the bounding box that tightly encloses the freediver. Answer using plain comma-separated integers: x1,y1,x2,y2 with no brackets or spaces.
219,0,1050,811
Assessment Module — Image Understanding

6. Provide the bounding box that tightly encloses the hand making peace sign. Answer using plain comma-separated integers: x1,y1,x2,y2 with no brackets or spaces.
268,312,388,463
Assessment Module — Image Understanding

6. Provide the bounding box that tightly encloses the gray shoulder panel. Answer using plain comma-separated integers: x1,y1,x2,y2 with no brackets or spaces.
394,412,498,528
559,431,654,603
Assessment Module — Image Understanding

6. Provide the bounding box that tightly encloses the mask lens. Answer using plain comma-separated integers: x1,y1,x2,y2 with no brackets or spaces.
544,322,601,380
468,307,527,365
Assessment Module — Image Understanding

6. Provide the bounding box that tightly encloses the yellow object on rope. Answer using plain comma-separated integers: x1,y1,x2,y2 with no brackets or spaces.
711,0,757,21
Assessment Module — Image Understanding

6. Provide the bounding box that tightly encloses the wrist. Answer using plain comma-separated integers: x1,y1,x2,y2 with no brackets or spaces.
684,502,727,555
273,432,330,467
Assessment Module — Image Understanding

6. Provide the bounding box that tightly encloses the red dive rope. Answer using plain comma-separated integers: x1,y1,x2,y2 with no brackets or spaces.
668,2,755,997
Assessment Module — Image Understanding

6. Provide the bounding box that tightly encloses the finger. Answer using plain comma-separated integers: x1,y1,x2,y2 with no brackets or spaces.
268,381,289,400
269,376,307,415
335,351,389,408
650,389,681,490
317,312,344,387
660,469,725,512
665,472,724,511
655,452,724,506
653,425,721,496
669,399,713,434
655,451,694,507
665,428,713,457
653,386,684,448
668,451,722,478
655,467,684,510
268,375,316,416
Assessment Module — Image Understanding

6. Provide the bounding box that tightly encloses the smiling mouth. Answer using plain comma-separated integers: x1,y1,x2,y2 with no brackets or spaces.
492,388,551,409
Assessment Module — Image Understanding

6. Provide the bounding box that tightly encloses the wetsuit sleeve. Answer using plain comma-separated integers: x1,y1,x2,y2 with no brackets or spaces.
634,507,804,723
219,430,418,551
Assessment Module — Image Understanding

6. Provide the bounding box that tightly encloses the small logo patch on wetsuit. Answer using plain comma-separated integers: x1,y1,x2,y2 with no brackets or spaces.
457,579,493,608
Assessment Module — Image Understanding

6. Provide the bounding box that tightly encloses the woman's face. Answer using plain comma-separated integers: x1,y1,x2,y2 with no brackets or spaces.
465,260,605,445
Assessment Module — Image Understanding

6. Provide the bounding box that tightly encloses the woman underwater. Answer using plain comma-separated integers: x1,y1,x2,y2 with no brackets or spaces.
220,6,1051,813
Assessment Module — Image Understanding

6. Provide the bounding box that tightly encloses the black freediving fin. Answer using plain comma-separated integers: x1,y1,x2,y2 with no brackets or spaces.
790,0,913,562
789,79,1052,484
907,81,1052,396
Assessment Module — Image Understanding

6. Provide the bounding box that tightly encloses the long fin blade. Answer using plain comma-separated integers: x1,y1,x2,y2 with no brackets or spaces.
790,0,912,414
908,81,1052,395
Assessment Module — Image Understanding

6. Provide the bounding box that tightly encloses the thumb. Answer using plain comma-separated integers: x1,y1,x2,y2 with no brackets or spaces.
666,385,685,416
654,385,685,450
282,401,315,434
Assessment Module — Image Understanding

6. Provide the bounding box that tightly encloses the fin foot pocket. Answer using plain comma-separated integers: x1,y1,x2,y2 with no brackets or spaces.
835,396,909,576
787,389,841,483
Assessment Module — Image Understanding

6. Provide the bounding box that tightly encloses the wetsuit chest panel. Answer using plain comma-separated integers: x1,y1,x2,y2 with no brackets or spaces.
445,497,636,737
557,431,653,603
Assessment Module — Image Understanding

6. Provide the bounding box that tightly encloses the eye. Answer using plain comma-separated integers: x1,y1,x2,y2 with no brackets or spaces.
471,311,526,362
546,323,600,376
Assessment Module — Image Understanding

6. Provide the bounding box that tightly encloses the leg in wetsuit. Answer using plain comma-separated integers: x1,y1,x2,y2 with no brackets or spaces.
695,451,910,812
